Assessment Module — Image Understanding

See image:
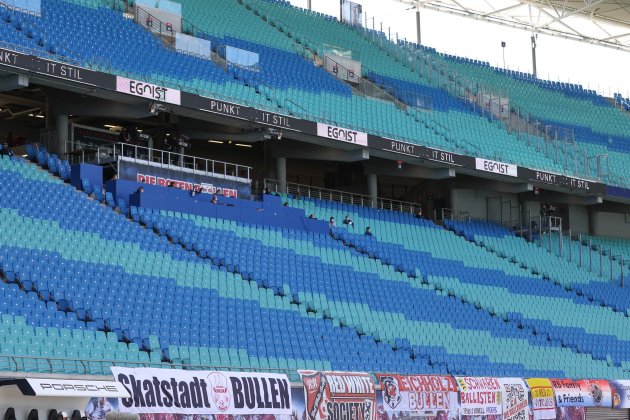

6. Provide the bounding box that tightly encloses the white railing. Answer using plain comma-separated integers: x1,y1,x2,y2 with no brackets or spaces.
264,179,421,214
67,141,252,181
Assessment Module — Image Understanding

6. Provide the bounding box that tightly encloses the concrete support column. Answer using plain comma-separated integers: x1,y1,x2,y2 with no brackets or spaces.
307,0,311,11
367,173,377,207
276,156,287,193
56,114,68,158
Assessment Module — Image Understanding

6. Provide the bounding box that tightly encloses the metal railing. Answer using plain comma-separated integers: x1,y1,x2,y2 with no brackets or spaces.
67,141,252,181
133,4,175,47
0,353,299,378
264,179,422,214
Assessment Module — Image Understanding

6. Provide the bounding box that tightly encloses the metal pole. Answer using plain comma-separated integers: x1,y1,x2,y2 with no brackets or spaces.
599,245,604,277
531,34,537,77
610,249,613,282
416,8,421,45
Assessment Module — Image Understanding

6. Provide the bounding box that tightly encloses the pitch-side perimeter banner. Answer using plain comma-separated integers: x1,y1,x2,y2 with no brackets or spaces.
610,380,630,409
499,378,529,420
111,367,292,415
299,370,376,420
551,379,612,407
375,373,458,419
525,378,556,420
455,376,502,418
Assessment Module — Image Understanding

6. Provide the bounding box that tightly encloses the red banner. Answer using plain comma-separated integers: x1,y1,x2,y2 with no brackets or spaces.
299,371,376,420
375,373,458,419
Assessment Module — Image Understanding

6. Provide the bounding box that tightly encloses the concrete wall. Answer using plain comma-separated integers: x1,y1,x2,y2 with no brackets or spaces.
568,204,589,235
450,188,519,225
591,211,630,239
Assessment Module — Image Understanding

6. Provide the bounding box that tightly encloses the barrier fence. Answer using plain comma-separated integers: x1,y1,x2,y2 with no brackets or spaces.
264,178,422,214
9,365,629,415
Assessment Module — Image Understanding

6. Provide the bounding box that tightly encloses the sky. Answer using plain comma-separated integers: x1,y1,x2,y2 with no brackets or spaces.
288,0,630,97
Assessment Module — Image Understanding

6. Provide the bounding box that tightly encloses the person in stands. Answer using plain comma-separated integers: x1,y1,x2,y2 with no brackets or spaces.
343,215,354,227
191,185,201,197
329,216,336,229
136,187,144,194
309,214,315,219
364,226,373,237
0,142,14,157
415,208,423,219
210,195,218,204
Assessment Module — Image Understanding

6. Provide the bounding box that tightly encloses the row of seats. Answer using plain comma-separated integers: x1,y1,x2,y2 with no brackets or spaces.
1,0,611,184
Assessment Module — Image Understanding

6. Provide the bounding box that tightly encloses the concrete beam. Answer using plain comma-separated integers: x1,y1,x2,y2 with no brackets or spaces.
364,161,455,179
520,190,603,205
270,142,369,162
503,183,533,194
0,74,28,92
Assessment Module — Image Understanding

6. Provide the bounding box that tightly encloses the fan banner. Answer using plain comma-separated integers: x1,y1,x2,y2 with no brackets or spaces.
498,378,529,420
525,379,556,420
110,367,292,415
454,376,502,419
375,374,458,420
550,379,612,407
298,370,376,420
610,380,630,409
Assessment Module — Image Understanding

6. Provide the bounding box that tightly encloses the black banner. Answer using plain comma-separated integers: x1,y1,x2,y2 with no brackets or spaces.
0,47,115,88
181,92,316,133
518,168,606,194
369,135,475,168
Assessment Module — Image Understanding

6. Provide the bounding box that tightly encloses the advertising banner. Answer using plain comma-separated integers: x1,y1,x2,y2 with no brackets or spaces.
86,387,306,420
18,379,129,397
376,374,459,420
454,377,502,419
317,123,368,146
551,379,612,407
116,76,181,105
498,378,528,420
111,367,292,415
118,157,251,198
610,380,630,409
525,379,556,420
475,158,518,177
299,370,376,420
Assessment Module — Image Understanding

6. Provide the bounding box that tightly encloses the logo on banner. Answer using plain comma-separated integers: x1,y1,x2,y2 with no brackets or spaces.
208,372,231,412
381,376,402,409
316,123,368,146
25,379,129,397
116,76,181,105
610,380,630,409
475,158,518,177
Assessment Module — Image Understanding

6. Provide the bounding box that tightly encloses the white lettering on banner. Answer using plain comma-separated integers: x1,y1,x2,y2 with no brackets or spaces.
25,379,130,397
475,158,518,177
0,49,19,66
317,123,368,146
136,173,238,198
111,367,292,415
116,76,181,105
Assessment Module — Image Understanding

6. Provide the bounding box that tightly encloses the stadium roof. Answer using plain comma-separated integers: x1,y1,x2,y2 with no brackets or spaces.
397,0,630,51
